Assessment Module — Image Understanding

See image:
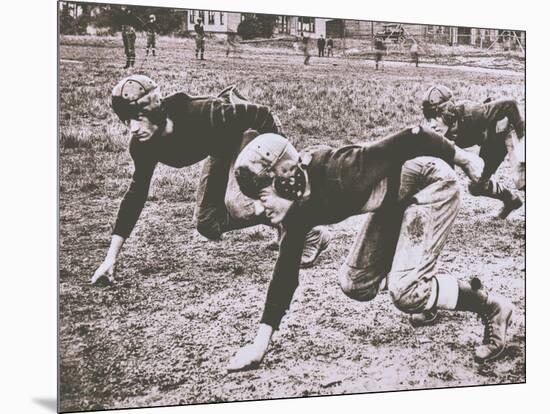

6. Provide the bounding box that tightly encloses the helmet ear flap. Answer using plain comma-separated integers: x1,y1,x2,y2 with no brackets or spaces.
234,133,306,201
135,88,162,111
273,166,306,200
235,165,272,199
422,101,438,119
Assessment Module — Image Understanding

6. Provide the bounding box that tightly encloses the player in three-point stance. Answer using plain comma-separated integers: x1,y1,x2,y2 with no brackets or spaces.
421,85,525,219
226,127,514,372
90,75,330,285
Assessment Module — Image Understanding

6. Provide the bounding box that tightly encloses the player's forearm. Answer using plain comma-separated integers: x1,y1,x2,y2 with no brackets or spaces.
106,234,125,260
112,161,156,238
259,227,306,330
112,194,147,238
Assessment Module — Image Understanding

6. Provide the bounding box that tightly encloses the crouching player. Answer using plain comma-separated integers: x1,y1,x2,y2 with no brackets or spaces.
421,85,525,218
226,127,514,372
91,75,329,284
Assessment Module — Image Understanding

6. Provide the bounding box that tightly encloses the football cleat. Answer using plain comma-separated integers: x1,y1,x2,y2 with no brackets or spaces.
474,294,513,363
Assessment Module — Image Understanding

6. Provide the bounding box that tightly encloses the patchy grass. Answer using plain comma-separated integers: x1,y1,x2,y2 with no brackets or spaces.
59,35,525,412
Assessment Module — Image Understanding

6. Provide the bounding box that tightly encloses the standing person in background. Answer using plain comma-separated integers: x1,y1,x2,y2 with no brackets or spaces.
301,32,311,65
317,35,326,57
226,31,238,57
374,37,386,70
194,17,206,60
326,36,334,57
145,14,158,57
410,40,419,67
119,7,143,69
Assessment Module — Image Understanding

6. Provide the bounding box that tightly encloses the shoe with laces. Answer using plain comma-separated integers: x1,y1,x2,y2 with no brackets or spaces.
474,294,513,363
498,195,522,219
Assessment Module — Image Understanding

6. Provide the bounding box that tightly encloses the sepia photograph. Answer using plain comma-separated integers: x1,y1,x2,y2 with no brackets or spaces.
58,0,525,411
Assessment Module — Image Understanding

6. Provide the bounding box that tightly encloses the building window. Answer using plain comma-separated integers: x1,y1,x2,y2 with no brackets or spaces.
276,15,289,33
299,17,315,33
220,12,224,25
189,10,205,24
208,11,215,25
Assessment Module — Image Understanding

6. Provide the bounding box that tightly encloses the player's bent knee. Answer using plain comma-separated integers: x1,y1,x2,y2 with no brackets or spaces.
338,265,379,302
388,277,428,314
340,284,378,302
196,218,222,241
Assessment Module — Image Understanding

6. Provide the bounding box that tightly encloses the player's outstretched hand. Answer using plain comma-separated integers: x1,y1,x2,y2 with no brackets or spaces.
91,257,116,285
226,343,267,373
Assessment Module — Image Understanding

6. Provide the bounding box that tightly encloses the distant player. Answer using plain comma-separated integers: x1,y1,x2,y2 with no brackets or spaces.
194,18,206,60
91,75,330,284
410,41,419,67
225,31,238,57
118,7,143,68
317,35,326,57
326,36,334,57
374,37,386,70
421,85,525,219
226,128,514,372
301,32,311,65
145,14,158,57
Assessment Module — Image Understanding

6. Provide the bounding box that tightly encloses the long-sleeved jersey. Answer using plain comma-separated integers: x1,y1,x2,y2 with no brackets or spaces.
259,127,456,329
112,92,282,239
118,10,143,31
194,23,205,38
144,21,158,34
443,99,524,148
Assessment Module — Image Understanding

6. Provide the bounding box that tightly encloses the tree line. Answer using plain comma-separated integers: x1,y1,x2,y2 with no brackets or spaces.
59,2,277,39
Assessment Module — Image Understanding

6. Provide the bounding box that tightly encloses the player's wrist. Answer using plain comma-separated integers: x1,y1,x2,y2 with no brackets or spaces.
253,324,274,350
106,235,125,260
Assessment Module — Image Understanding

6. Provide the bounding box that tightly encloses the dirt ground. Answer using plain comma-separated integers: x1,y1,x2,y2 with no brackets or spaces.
58,35,525,412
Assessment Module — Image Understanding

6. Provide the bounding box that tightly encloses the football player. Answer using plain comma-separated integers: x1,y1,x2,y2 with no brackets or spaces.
421,85,525,219
226,127,514,372
91,75,330,284
145,14,158,57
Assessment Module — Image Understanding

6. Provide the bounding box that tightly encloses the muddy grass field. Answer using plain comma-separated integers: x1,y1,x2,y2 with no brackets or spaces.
59,35,525,412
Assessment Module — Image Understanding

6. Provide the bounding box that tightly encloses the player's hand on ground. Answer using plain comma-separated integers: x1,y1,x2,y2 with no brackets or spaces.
226,343,267,373
454,147,484,184
91,257,117,285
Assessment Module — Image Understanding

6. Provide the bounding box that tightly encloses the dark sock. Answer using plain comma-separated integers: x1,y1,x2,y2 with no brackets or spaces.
473,179,515,202
455,278,487,313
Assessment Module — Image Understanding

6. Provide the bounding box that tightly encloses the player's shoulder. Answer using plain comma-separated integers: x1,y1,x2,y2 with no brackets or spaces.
486,98,520,108
455,100,480,117
162,92,194,112
455,99,477,109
